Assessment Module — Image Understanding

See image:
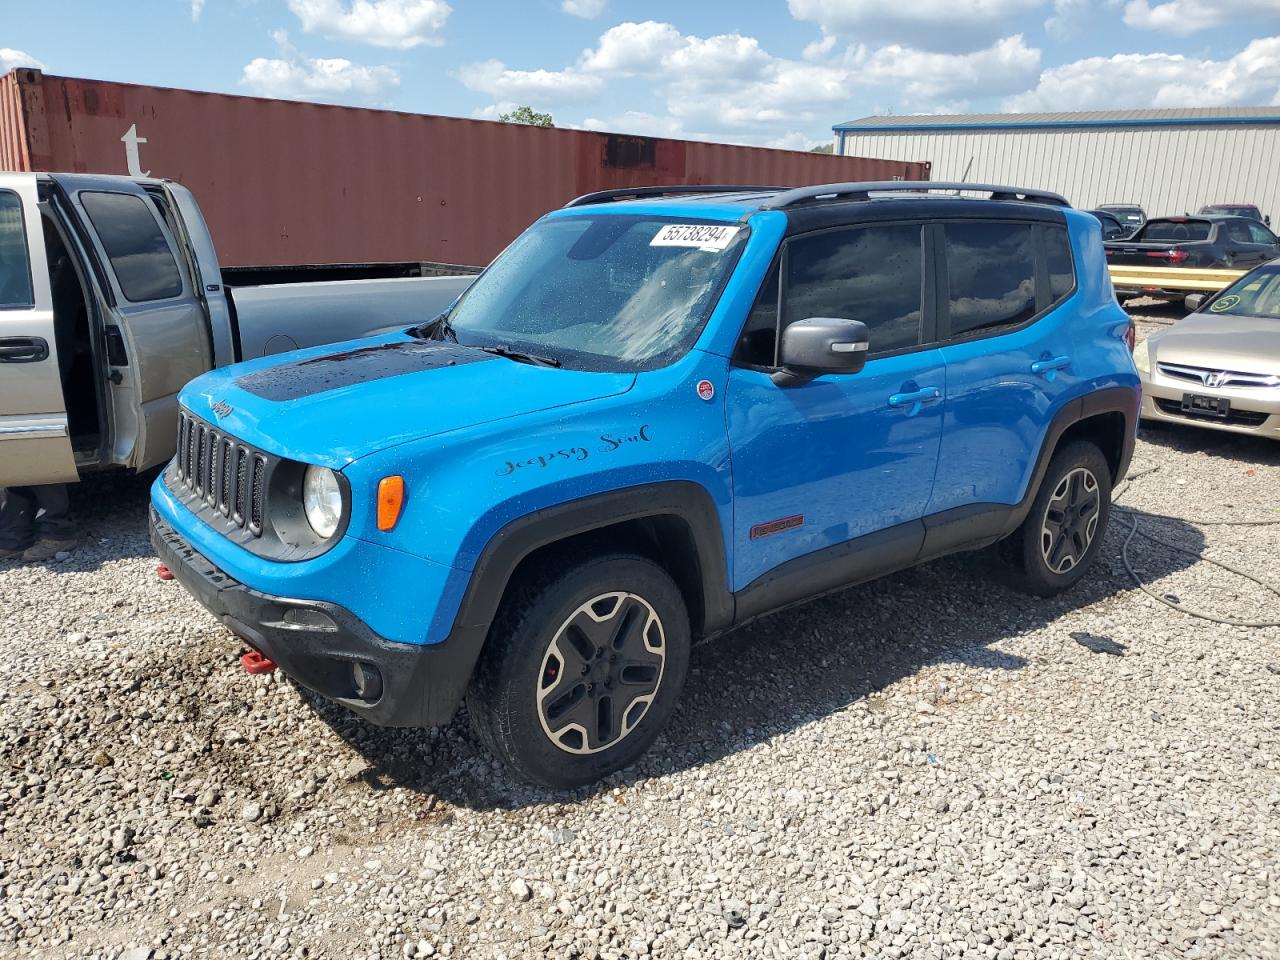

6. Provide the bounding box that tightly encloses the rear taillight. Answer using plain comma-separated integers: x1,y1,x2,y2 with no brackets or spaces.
1125,322,1135,352
1146,249,1188,264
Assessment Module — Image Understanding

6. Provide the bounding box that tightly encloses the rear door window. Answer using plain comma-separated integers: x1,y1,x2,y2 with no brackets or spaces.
780,223,924,356
80,191,184,302
1225,220,1253,244
0,190,33,309
942,221,1037,337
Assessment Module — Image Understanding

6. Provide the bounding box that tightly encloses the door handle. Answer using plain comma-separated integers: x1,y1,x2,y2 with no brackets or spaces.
1031,355,1072,381
0,336,49,363
888,386,942,416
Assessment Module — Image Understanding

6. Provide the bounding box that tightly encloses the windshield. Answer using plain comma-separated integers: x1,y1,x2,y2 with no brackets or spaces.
1206,266,1280,319
1103,206,1143,220
423,214,748,372
1141,219,1211,242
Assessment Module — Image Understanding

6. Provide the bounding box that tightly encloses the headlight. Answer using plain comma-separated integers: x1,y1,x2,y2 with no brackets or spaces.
302,466,343,539
1133,339,1151,374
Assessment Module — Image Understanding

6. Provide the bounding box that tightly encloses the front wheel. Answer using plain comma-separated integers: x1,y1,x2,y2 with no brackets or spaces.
998,440,1113,597
467,553,690,788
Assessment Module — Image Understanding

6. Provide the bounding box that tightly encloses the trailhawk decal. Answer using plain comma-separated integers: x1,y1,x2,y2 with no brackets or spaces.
497,425,653,477
750,514,804,540
649,224,740,252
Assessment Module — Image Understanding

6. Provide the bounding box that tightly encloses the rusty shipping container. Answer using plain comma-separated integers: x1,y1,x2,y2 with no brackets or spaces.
0,69,929,269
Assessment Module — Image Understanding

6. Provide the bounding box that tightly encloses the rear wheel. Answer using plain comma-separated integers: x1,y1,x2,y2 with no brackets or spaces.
998,440,1112,597
467,553,690,788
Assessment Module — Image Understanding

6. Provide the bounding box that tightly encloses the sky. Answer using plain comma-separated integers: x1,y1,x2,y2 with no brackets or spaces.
4,0,1280,150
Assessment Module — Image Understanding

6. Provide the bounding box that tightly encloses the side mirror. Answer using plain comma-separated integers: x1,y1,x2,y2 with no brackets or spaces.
1266,215,1271,226
773,317,869,386
1184,293,1205,312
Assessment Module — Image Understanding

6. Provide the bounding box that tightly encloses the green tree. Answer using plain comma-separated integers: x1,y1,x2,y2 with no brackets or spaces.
809,143,834,154
498,105,554,127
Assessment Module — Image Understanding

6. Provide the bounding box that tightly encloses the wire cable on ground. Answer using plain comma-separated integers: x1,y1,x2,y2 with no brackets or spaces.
1112,464,1280,629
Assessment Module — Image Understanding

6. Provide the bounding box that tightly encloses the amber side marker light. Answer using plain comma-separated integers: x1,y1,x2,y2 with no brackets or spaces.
377,476,405,531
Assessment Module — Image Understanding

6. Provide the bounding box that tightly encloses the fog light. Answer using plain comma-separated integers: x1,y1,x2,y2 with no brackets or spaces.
281,607,337,631
351,661,383,701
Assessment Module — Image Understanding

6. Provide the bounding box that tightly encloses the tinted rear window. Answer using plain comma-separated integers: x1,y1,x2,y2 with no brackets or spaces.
1046,226,1075,304
80,191,184,302
944,222,1037,337
1140,219,1211,242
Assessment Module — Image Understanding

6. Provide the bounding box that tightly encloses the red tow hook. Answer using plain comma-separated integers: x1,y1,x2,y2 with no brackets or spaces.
241,650,278,674
156,564,175,581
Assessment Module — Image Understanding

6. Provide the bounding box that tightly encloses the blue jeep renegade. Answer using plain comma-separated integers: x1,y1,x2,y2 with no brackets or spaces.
151,182,1139,787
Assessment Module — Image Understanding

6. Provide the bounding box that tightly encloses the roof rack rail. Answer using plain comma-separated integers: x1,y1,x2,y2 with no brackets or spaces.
564,184,786,208
756,181,1071,210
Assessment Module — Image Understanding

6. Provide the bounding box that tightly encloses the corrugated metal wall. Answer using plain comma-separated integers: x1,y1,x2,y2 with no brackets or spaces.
0,69,926,268
840,125,1280,220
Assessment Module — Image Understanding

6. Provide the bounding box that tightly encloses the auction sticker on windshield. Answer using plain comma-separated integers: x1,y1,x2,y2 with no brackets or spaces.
650,224,741,251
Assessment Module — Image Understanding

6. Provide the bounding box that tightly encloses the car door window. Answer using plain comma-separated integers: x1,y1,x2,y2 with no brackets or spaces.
0,190,34,309
79,191,184,302
1225,220,1252,245
943,221,1037,338
781,224,924,356
1247,221,1278,246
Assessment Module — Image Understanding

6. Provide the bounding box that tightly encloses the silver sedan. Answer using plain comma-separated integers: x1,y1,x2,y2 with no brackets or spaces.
1136,260,1280,440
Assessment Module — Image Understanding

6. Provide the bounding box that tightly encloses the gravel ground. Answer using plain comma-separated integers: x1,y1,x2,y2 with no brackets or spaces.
3,303,1279,960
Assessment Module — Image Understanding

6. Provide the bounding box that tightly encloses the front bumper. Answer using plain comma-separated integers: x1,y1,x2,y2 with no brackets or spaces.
150,509,476,726
1138,370,1280,439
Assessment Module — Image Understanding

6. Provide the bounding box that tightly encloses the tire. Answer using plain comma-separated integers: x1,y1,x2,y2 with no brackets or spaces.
998,440,1113,597
466,553,691,788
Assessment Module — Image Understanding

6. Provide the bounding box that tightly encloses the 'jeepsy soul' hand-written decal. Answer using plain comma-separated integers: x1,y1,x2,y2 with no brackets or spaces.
496,425,653,477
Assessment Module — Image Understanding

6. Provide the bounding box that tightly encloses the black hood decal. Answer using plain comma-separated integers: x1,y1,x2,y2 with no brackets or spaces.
235,340,494,402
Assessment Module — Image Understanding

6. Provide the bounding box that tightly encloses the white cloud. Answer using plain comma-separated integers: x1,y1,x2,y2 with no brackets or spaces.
561,0,606,18
850,34,1041,101
1004,36,1280,110
1123,0,1280,34
0,48,45,73
462,20,1048,140
286,0,451,49
241,34,399,102
456,59,603,103
191,0,206,21
787,0,1045,48
579,21,684,75
1044,0,1090,35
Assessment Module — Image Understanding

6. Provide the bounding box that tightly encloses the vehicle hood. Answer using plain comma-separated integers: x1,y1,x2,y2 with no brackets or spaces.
180,333,636,467
1151,313,1280,372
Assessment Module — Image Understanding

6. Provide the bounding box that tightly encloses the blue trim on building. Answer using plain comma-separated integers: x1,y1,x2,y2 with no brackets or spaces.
833,115,1280,133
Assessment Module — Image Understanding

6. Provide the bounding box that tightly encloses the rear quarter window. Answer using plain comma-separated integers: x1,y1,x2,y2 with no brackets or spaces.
1045,226,1075,304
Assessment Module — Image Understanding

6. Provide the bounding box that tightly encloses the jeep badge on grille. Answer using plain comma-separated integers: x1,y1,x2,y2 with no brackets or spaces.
211,400,234,419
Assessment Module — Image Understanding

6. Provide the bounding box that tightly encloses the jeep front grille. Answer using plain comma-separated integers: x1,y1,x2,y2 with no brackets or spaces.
175,411,268,537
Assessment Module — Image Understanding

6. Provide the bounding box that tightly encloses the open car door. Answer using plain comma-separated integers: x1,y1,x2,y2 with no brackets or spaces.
0,174,79,486
55,175,212,471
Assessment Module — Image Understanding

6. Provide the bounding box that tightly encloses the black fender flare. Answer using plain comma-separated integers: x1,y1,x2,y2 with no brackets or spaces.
425,481,733,724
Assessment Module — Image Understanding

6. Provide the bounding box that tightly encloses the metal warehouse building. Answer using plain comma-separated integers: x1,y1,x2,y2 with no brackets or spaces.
834,107,1280,222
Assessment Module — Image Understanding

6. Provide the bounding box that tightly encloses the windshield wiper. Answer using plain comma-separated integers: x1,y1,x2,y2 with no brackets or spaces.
478,345,562,368
410,312,457,342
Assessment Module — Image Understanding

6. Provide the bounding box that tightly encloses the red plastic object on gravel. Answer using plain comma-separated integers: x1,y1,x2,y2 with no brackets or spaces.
155,564,175,581
240,650,277,674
